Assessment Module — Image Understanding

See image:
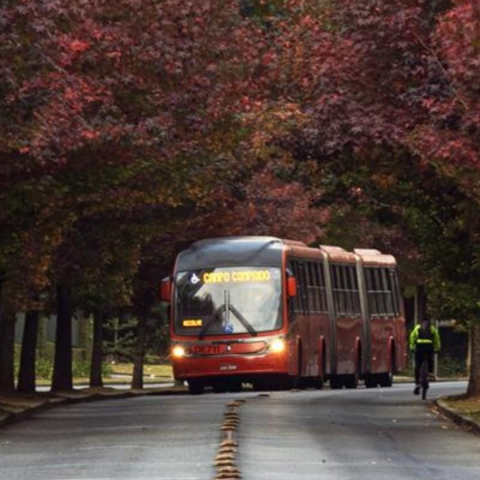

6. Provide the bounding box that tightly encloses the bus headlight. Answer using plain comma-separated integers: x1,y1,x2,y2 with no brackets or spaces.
270,339,286,353
172,346,186,358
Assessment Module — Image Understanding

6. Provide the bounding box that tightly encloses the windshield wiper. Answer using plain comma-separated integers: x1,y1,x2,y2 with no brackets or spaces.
225,290,257,337
198,290,258,338
199,304,226,339
228,302,257,336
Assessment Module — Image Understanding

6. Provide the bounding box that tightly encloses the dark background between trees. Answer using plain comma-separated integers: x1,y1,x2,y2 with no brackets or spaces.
0,0,479,397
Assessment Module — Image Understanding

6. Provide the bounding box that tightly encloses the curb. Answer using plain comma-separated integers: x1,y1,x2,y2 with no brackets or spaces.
0,386,188,430
434,397,480,437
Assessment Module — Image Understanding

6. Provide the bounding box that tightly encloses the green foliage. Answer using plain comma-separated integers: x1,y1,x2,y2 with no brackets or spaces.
399,354,466,379
72,360,112,379
438,354,467,378
103,317,137,362
36,358,54,380
35,358,112,380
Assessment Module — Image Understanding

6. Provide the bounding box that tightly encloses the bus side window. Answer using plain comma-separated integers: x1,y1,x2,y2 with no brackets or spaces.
348,266,361,316
332,264,347,316
331,265,340,315
365,268,377,316
389,269,401,316
341,266,351,315
373,268,386,316
307,263,316,313
318,263,328,313
381,269,394,316
290,261,300,314
311,262,326,313
299,262,309,314
291,260,307,315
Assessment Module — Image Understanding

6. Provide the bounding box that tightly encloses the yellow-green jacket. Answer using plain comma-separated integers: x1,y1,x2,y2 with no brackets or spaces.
409,324,441,352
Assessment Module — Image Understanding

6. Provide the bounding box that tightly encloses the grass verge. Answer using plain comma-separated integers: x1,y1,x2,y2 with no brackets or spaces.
443,395,480,424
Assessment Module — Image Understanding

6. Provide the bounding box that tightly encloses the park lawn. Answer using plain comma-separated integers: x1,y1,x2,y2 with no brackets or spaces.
110,363,173,378
444,395,480,423
33,363,173,387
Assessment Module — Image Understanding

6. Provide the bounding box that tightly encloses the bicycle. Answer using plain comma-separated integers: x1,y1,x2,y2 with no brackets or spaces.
419,358,429,400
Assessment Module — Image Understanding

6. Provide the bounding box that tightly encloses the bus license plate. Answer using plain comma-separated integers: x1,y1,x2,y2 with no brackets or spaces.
220,364,237,371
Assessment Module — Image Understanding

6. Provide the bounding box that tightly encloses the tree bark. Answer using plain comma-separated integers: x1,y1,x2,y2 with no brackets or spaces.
0,271,4,325
414,285,427,324
90,311,104,388
17,310,40,394
131,315,147,390
467,322,480,397
51,285,73,392
0,312,16,395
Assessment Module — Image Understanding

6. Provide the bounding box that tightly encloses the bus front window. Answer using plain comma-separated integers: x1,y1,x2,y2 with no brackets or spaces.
174,267,283,336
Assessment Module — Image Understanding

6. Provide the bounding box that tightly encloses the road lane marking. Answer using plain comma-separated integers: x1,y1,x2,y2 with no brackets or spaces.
213,399,247,480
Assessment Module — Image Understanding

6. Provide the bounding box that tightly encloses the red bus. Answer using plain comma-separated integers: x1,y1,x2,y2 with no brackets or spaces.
161,236,407,394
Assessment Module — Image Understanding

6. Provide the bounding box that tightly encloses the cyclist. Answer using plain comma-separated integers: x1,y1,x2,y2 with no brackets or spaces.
409,318,441,395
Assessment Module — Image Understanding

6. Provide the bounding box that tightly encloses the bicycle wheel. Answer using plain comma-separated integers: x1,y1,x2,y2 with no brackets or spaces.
419,360,429,400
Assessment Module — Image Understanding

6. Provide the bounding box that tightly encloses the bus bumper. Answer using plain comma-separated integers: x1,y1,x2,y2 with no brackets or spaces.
173,353,289,381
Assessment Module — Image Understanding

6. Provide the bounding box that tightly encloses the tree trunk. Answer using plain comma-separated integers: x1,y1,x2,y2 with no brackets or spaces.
467,322,480,397
0,272,4,325
17,310,40,394
131,315,147,390
0,312,16,395
90,311,104,388
51,285,73,392
414,285,427,324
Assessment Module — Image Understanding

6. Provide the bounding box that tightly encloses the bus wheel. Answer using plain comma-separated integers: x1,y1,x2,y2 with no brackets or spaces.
378,353,395,387
281,376,295,391
378,371,393,387
213,381,227,393
344,374,358,389
253,380,267,391
364,374,377,388
329,376,343,390
227,380,242,393
188,380,204,395
294,376,308,389
311,376,324,389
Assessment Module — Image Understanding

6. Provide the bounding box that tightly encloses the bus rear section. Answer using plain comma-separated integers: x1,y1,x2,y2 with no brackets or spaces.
283,245,407,390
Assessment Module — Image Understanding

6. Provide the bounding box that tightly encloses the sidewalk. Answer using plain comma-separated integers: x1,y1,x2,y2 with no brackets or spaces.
0,384,188,430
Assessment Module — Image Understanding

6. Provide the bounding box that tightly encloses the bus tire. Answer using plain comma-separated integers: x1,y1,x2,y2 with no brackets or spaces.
312,376,324,389
364,374,377,388
313,345,326,389
188,380,204,395
378,372,393,387
213,381,227,393
227,380,242,393
344,374,358,389
378,349,395,387
345,353,360,389
282,376,295,390
329,375,343,390
253,378,268,391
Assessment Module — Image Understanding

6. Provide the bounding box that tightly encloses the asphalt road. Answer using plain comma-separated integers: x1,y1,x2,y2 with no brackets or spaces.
0,381,478,480
240,381,480,480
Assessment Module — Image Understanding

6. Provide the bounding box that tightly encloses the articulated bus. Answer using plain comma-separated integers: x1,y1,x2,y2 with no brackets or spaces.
161,236,407,394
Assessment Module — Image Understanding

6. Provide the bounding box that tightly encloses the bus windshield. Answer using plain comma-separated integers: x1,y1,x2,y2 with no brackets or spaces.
174,267,283,336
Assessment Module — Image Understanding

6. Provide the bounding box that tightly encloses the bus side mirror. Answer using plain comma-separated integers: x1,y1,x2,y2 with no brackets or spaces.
160,277,172,303
287,276,297,298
